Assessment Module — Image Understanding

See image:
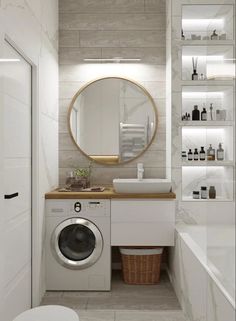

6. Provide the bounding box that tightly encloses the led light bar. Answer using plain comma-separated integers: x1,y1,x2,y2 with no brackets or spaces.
83,58,141,62
0,58,20,62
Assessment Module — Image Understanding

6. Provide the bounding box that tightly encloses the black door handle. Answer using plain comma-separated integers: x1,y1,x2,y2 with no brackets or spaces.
4,192,19,199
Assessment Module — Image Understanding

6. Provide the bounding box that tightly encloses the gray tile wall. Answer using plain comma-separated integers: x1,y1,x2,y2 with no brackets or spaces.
59,0,166,186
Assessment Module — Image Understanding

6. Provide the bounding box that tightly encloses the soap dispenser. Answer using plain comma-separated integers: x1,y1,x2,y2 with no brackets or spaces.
217,143,224,161
137,163,144,180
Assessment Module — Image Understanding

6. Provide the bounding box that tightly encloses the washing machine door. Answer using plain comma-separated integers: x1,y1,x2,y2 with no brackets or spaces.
51,218,103,269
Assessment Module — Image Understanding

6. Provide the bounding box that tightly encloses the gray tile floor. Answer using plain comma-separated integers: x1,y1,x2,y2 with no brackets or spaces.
41,270,186,321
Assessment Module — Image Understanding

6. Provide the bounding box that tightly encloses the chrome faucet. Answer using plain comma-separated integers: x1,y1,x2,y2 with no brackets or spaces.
137,163,144,180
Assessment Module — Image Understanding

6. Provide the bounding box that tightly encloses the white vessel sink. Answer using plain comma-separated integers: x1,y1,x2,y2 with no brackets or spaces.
113,178,172,194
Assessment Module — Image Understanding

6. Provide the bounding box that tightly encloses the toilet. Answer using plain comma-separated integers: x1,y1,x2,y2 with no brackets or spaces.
12,305,79,321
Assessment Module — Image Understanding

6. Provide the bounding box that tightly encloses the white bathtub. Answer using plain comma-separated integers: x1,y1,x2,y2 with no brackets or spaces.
169,223,235,321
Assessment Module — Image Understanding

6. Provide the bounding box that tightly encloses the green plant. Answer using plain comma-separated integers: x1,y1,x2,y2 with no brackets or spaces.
74,161,93,178
74,168,90,178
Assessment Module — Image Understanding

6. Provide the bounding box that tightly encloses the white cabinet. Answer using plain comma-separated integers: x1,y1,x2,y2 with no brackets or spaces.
111,199,175,246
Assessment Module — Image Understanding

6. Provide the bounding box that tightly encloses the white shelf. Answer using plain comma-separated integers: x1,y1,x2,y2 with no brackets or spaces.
182,161,234,167
181,80,235,86
181,121,234,127
180,40,235,46
182,196,233,202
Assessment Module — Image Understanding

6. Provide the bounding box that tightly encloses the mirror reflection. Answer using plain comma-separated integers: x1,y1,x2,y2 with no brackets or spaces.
69,77,157,164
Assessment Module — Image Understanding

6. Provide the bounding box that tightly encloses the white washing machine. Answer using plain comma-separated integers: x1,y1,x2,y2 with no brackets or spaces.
45,199,111,291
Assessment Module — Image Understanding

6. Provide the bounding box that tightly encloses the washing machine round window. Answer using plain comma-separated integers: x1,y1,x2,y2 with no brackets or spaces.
51,218,103,270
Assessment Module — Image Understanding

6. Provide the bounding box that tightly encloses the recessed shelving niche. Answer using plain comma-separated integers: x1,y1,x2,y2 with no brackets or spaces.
182,86,234,121
178,2,235,203
182,45,235,81
182,4,234,40
182,166,234,201
182,126,234,162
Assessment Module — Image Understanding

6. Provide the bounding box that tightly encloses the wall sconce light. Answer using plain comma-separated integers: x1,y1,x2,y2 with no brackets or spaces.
83,57,141,63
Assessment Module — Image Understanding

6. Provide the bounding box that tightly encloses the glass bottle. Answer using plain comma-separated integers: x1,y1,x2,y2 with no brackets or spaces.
188,149,193,161
209,186,216,199
217,143,224,161
201,186,208,199
192,105,200,121
192,69,198,80
199,147,206,161
207,144,215,161
194,148,199,161
65,171,75,189
182,151,187,161
201,107,207,121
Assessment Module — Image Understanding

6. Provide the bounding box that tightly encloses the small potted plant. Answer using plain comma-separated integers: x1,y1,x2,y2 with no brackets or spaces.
72,162,92,190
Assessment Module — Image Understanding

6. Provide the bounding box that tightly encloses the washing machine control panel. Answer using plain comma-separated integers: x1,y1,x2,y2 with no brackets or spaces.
71,200,109,216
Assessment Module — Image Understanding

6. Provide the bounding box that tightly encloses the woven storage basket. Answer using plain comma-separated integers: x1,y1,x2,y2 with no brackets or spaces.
120,247,163,285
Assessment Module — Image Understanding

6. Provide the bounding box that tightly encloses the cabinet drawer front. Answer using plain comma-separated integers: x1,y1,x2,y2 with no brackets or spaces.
111,199,175,222
111,200,175,246
111,222,174,246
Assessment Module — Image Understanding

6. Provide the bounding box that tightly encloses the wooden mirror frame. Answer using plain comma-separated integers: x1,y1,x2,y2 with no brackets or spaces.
67,76,158,165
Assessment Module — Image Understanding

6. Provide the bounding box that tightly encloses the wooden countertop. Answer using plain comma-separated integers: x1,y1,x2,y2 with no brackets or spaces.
45,188,176,199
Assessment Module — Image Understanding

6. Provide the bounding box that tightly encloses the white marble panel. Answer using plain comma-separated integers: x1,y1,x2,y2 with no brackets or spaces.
207,276,235,321
39,34,59,120
4,212,31,285
39,114,59,194
41,0,58,50
59,81,85,99
0,0,58,310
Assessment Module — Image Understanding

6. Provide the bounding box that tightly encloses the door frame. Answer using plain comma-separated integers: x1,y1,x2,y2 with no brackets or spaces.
4,35,40,307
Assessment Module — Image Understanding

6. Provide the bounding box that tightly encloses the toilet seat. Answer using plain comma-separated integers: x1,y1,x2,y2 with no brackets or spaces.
13,305,79,321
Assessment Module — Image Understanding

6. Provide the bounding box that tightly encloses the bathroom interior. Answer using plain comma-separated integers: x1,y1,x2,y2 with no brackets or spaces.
0,0,235,321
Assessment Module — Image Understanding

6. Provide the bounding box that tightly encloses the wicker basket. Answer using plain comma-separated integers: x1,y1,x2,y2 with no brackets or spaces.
120,247,163,285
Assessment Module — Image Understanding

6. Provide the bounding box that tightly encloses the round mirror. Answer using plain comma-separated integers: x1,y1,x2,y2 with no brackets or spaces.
68,77,158,165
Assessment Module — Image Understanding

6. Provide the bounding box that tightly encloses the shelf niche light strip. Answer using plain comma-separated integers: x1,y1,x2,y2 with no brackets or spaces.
83,58,141,63
0,58,20,62
182,18,224,29
182,92,224,98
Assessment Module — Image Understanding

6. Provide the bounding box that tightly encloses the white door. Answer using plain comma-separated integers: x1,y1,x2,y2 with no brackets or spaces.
0,41,32,321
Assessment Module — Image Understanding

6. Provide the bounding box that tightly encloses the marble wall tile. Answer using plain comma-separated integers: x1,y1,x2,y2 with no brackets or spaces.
59,30,79,47
59,0,145,14
59,0,167,181
59,150,166,169
144,0,166,13
102,47,166,65
60,13,165,31
79,30,166,48
59,47,102,64
59,166,167,187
